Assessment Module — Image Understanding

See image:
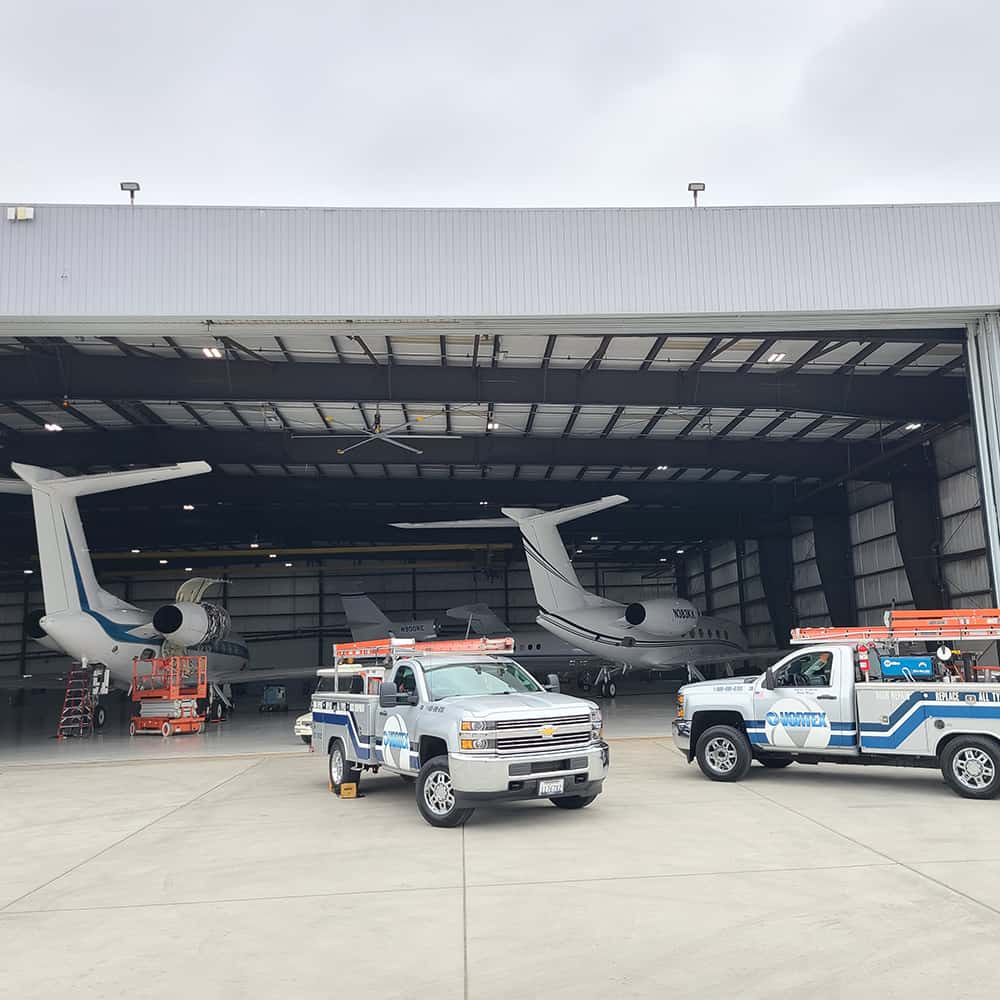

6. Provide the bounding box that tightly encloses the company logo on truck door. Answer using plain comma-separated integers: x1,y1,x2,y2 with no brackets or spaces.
763,697,832,748
381,714,410,767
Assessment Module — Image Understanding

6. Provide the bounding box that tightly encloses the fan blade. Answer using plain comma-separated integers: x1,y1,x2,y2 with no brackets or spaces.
392,434,463,440
382,437,424,455
335,438,379,455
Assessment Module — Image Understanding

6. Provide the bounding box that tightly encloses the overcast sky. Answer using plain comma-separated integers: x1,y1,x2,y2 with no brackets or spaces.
2,0,998,208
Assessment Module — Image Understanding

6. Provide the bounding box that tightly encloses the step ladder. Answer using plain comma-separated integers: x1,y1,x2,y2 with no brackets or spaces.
57,662,96,739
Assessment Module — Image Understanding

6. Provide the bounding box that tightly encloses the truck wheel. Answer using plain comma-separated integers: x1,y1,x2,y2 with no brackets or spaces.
416,756,474,828
695,725,752,782
550,794,597,809
941,736,1000,799
329,738,361,795
758,755,794,768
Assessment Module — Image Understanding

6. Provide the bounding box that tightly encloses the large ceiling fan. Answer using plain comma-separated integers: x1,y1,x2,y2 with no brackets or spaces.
292,405,461,455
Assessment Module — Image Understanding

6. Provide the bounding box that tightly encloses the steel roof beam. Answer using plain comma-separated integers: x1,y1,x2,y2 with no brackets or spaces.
1,427,892,478
6,354,964,421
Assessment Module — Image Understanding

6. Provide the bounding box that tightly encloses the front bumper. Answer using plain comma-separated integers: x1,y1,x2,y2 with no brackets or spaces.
449,740,609,803
672,718,691,754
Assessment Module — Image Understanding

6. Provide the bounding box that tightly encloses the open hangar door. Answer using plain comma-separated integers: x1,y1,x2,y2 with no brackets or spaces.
0,324,994,673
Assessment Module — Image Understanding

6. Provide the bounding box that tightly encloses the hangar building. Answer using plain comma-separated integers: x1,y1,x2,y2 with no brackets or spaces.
1,201,999,677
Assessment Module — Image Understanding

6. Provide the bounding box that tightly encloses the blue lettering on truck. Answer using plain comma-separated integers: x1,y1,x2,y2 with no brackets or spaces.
765,710,828,728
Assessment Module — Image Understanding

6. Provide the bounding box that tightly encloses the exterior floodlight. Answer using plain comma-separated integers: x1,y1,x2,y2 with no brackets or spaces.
687,181,705,206
44,422,63,432
120,181,140,205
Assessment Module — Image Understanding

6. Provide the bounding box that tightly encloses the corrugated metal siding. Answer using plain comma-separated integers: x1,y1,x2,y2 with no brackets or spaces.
934,424,993,606
792,518,831,628
3,203,1000,318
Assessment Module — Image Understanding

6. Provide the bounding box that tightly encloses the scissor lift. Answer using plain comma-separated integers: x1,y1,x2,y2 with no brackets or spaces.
130,655,208,736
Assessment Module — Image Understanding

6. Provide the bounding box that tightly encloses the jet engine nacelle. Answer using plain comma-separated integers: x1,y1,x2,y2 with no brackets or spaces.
25,608,65,653
623,598,699,636
152,601,231,647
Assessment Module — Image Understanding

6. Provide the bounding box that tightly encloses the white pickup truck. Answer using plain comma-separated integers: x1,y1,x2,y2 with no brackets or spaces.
673,625,1000,799
312,637,610,826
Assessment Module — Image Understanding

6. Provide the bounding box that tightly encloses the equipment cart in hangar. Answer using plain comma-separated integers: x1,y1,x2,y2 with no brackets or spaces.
130,655,208,737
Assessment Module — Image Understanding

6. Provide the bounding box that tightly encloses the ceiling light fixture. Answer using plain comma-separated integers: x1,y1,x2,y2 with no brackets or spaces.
268,553,277,559
479,500,488,506
158,559,168,565
249,542,260,549
184,567,192,572
656,465,669,471
130,548,140,554
486,421,499,431
905,422,923,431
284,562,293,567
590,535,599,542
202,346,223,359
659,557,668,563
767,353,787,364
182,504,194,511
676,548,685,555
43,422,63,432
23,568,33,574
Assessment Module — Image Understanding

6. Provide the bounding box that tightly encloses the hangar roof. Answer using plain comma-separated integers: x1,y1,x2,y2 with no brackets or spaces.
2,202,1000,323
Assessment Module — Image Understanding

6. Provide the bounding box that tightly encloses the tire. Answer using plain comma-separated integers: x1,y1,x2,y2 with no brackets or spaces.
607,680,617,699
550,794,597,809
758,755,794,769
328,738,361,795
941,736,1000,799
599,683,608,698
161,721,172,737
94,703,107,730
212,701,225,722
416,756,475,828
300,735,312,745
695,725,752,782
129,720,136,737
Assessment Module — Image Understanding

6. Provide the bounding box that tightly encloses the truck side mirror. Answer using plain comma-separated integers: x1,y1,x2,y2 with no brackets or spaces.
763,668,776,691
402,692,420,706
378,681,398,708
544,673,561,693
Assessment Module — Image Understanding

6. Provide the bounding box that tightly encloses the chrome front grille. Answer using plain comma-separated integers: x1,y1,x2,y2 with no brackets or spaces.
492,714,593,755
494,714,590,730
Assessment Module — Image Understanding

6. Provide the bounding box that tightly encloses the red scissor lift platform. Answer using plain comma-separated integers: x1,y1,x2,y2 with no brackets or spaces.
131,655,208,737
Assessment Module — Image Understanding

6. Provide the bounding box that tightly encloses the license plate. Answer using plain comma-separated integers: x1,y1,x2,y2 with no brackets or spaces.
538,778,564,796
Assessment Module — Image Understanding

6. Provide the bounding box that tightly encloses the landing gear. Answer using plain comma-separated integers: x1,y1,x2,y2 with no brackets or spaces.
593,666,619,698
599,680,617,699
93,702,107,730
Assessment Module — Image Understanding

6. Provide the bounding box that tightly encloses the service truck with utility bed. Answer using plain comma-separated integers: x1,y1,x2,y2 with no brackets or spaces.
673,610,1000,799
311,637,609,826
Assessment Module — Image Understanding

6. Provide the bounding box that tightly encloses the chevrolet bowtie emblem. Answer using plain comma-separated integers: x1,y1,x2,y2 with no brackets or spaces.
539,725,557,738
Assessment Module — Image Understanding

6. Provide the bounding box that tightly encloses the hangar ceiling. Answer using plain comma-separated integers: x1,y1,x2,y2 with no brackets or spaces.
0,328,968,569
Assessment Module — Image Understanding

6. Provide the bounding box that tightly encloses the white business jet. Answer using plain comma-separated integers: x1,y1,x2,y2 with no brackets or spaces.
393,496,751,693
1,461,315,724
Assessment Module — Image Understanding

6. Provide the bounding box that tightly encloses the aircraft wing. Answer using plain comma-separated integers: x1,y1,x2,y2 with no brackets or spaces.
446,603,511,635
211,662,325,684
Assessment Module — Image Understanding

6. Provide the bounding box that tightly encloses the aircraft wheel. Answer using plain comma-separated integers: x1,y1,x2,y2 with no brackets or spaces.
599,683,608,698
606,680,617,699
129,720,136,737
94,703,107,730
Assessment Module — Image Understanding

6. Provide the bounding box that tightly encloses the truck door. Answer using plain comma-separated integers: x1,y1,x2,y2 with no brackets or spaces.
375,661,422,773
753,648,857,754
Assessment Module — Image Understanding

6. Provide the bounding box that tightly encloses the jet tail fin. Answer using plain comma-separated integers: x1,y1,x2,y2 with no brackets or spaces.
341,593,393,641
500,497,628,613
10,461,211,616
446,603,510,636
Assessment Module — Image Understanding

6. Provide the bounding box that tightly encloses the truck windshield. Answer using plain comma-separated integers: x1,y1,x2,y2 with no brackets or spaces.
423,659,543,700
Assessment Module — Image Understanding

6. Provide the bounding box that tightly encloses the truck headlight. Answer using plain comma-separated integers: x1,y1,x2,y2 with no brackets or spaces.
590,707,603,740
676,694,684,720
460,737,494,751
461,720,495,732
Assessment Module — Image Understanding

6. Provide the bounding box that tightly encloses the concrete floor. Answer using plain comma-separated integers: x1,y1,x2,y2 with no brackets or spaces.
4,698,1000,999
